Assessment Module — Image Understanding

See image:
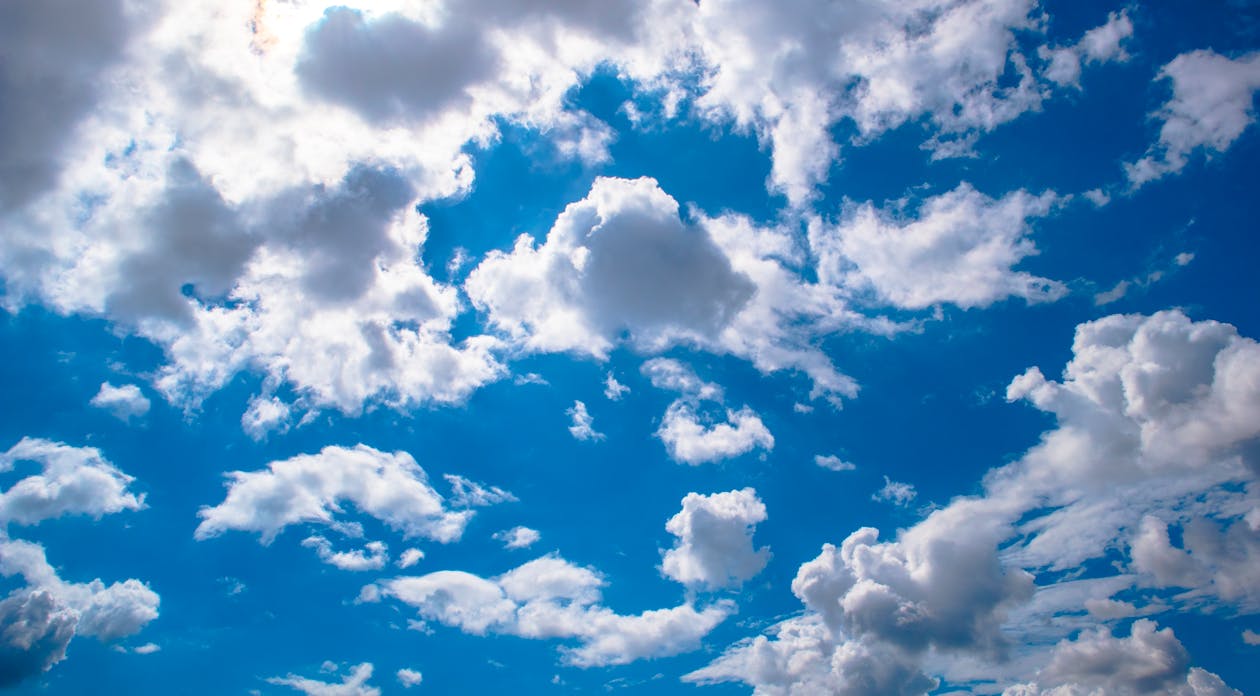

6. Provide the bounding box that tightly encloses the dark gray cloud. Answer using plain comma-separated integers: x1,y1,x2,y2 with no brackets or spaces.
0,590,75,688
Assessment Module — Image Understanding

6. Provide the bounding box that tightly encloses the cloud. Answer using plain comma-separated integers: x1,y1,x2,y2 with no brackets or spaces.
815,454,856,472
603,373,630,400
195,444,479,545
269,661,380,696
1244,629,1260,646
89,383,151,422
301,536,389,572
494,526,541,550
811,183,1064,310
443,474,517,509
695,309,1260,692
241,395,292,441
872,476,918,507
0,438,144,525
396,667,423,688
466,176,755,357
1126,50,1260,187
397,549,425,569
0,538,159,686
642,358,775,464
382,554,733,667
1040,10,1134,87
1003,620,1240,696
566,401,604,441
661,489,769,590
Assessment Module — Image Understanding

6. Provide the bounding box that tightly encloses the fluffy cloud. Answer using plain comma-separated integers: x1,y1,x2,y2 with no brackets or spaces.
269,661,380,696
872,476,918,507
604,373,630,400
195,444,483,545
0,538,159,687
811,184,1064,310
566,401,604,441
302,536,389,572
695,309,1260,693
89,383,151,422
0,438,144,525
1126,50,1260,187
641,358,775,464
1040,10,1133,87
381,555,732,667
815,454,857,472
396,667,423,688
661,489,770,590
494,526,541,550
1003,620,1240,696
466,177,755,357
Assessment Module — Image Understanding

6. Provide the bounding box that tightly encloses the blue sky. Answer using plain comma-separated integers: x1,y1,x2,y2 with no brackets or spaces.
2,1,1260,694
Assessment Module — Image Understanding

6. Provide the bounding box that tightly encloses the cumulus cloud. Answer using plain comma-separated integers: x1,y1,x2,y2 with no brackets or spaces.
641,358,775,464
0,538,159,687
269,661,380,696
1003,620,1240,696
396,667,423,688
397,549,425,569
695,309,1260,693
603,373,629,400
1243,629,1260,646
811,183,1064,310
566,401,604,441
89,383,151,422
494,526,541,550
195,444,480,545
302,536,389,572
661,489,770,590
0,438,144,526
241,394,292,441
381,555,732,667
1126,50,1260,187
1040,10,1134,87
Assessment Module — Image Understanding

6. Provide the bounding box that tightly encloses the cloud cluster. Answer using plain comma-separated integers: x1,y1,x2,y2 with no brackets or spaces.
693,309,1259,693
195,444,502,547
381,555,732,667
0,441,157,686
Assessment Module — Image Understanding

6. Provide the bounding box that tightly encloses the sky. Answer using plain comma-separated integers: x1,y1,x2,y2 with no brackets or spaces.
1,0,1260,694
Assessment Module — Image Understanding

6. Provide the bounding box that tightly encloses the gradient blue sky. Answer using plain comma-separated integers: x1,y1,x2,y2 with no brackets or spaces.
2,1,1260,694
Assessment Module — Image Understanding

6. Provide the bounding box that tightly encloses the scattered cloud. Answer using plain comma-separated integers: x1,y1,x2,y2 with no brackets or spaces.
814,454,856,472
0,438,144,525
268,661,380,696
89,383,150,422
494,526,541,550
566,401,604,441
661,489,770,590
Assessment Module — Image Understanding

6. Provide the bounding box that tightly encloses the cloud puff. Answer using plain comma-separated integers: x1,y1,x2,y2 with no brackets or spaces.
1126,50,1260,187
872,476,917,507
1040,10,1133,87
467,176,755,357
566,401,604,441
195,444,481,545
301,536,389,572
269,661,380,696
382,555,732,667
396,667,423,688
642,359,775,464
811,183,1064,310
815,454,856,472
661,488,770,590
89,383,151,422
0,438,144,525
494,526,541,550
1003,620,1240,696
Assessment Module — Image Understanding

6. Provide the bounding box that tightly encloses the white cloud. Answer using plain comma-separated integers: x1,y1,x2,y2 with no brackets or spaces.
0,438,144,525
661,489,769,590
269,661,380,696
811,183,1064,310
872,476,918,507
1126,50,1260,187
1243,629,1260,646
443,474,517,509
566,401,604,441
397,549,425,569
301,536,389,572
494,526,541,550
696,309,1260,693
396,668,423,688
1003,620,1240,696
195,444,477,545
0,537,159,686
130,642,160,655
603,373,629,400
382,554,733,667
1040,10,1133,87
814,454,856,472
241,394,292,441
658,403,774,465
89,383,150,422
